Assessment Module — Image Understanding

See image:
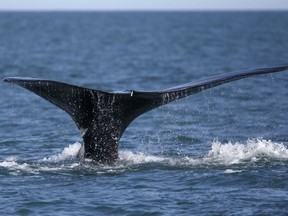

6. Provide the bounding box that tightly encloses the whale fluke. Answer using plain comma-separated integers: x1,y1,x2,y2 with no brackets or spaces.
3,65,288,164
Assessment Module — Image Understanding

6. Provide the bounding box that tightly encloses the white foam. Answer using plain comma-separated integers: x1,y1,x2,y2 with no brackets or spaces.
1,139,287,175
0,157,35,174
119,139,288,166
42,142,82,162
119,150,173,164
206,139,288,164
223,169,243,174
0,160,20,168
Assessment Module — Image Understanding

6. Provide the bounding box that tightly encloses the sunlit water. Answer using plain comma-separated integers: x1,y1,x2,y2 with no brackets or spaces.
1,12,288,215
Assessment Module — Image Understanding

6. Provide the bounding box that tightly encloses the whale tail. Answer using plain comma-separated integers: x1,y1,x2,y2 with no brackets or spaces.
3,65,288,163
3,78,165,163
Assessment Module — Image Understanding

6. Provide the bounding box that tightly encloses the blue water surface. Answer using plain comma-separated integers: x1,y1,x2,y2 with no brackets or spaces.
0,11,288,215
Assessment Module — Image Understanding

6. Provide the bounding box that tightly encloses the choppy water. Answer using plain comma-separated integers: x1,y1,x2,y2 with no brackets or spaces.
1,11,288,215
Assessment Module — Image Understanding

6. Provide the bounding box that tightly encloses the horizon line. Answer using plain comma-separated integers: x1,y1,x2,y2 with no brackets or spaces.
0,8,287,12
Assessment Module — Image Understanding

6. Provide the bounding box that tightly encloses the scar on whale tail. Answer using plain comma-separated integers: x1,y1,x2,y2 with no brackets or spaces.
3,66,288,164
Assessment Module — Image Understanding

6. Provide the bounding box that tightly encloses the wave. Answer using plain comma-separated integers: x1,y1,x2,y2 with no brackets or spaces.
0,139,287,175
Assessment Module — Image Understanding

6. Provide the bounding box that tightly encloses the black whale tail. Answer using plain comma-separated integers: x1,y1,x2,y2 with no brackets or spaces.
3,65,288,163
3,77,165,163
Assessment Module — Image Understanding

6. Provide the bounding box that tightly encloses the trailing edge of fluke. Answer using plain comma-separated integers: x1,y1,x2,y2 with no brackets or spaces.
3,65,288,164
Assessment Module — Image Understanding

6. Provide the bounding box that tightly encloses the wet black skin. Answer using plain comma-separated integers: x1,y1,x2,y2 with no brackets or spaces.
3,66,288,164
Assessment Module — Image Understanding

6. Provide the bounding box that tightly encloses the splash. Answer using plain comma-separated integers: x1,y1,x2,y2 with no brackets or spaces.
207,139,288,164
42,142,82,162
119,150,173,164
118,139,288,166
0,139,287,175
0,156,36,175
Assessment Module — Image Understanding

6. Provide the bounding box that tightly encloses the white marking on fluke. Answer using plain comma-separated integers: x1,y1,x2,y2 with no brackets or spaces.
80,128,88,137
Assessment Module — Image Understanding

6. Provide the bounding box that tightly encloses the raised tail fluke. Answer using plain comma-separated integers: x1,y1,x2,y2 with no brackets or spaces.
3,65,288,163
3,77,96,130
3,77,162,163
156,65,288,104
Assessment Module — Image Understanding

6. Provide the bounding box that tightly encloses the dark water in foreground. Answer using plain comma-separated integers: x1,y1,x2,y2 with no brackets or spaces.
1,12,288,215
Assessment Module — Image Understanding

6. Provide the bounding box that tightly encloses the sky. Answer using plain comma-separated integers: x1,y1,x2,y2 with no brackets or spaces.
0,0,288,11
0,0,288,10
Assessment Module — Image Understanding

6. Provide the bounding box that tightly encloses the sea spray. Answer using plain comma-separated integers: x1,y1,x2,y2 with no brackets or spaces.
207,139,288,164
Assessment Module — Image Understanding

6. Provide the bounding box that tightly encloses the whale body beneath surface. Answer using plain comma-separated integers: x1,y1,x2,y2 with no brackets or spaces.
3,66,288,164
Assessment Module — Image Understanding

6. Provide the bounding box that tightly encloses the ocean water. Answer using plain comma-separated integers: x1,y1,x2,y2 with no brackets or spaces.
0,11,288,215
